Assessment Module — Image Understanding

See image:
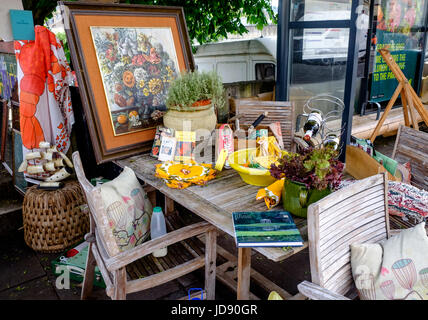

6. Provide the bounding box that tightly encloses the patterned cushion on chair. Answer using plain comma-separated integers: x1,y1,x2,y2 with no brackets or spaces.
388,181,428,225
351,222,428,300
99,166,152,251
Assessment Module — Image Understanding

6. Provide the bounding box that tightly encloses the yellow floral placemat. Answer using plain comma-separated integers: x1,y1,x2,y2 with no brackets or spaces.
155,161,216,189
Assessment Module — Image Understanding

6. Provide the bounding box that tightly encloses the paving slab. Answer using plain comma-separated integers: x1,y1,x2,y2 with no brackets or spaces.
0,231,46,292
128,280,184,300
0,276,58,300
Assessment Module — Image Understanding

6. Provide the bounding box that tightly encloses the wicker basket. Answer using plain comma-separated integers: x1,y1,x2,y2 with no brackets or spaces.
22,180,89,253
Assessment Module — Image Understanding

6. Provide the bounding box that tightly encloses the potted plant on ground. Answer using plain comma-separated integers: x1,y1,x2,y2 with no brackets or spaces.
163,70,225,132
269,146,344,218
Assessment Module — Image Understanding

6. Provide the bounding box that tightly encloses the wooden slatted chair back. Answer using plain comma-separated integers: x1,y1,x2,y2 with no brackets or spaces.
307,173,390,297
392,125,428,191
234,100,295,152
72,151,120,257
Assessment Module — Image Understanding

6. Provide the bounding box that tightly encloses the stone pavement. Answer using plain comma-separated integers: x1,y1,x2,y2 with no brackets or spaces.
0,135,398,300
0,220,310,300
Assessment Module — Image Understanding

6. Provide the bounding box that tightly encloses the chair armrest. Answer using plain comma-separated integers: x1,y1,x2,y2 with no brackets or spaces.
105,221,216,272
297,281,351,300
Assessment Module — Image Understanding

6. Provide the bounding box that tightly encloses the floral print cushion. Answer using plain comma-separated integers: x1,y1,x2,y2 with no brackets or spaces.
351,222,428,300
99,166,152,252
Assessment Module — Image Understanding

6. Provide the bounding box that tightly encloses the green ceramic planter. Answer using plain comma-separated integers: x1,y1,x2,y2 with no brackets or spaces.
282,180,331,218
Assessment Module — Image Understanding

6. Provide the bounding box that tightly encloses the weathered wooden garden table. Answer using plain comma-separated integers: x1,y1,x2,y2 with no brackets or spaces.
115,154,308,300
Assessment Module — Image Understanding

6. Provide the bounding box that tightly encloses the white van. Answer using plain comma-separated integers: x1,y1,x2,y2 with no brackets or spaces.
194,37,277,83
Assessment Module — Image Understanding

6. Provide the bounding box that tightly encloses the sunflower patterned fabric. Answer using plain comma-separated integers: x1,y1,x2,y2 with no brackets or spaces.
351,222,428,300
99,166,152,252
256,178,285,209
155,161,216,189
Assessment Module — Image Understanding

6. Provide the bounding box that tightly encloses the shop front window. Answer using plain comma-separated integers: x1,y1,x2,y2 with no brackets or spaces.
289,27,349,124
370,0,427,103
290,0,352,22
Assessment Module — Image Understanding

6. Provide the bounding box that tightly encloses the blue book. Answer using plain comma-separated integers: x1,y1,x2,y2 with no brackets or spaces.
9,10,35,41
232,211,303,247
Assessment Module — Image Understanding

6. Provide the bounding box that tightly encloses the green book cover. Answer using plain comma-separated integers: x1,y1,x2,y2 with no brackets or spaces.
232,211,303,247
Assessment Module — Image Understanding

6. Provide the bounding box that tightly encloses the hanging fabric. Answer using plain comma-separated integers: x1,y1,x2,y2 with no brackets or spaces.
14,26,74,181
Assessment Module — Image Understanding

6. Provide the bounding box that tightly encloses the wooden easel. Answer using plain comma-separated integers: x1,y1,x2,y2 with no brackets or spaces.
369,47,428,142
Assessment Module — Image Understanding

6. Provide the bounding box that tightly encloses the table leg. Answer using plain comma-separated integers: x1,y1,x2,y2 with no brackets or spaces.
164,196,175,216
237,247,251,300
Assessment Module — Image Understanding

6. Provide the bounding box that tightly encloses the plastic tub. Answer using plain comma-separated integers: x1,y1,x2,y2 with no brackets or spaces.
228,148,283,187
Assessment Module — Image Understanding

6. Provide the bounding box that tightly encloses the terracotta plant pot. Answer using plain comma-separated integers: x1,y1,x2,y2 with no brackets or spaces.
191,99,211,107
282,180,331,218
163,104,217,132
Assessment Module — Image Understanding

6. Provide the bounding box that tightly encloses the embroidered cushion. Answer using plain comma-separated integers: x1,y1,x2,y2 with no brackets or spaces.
99,166,152,251
351,222,428,300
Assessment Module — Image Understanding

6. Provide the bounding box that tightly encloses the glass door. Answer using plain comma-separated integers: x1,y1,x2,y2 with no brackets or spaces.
276,0,362,160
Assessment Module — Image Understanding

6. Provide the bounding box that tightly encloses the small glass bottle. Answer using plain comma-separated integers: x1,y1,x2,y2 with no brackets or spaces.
150,207,168,257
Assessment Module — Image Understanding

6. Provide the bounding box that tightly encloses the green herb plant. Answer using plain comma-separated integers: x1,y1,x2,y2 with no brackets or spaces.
166,71,225,112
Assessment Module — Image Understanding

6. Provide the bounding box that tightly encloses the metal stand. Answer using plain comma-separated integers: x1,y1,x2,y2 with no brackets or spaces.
295,94,345,155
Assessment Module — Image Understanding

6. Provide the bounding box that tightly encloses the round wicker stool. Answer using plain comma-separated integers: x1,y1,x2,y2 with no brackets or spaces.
22,180,89,253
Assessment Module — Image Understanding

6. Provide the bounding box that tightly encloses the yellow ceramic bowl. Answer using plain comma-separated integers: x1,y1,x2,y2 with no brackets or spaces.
228,148,285,187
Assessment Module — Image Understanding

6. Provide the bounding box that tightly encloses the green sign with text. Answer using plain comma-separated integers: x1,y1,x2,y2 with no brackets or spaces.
370,0,426,103
370,30,419,103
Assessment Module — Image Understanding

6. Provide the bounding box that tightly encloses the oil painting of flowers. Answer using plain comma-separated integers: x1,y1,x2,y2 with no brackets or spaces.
91,27,179,136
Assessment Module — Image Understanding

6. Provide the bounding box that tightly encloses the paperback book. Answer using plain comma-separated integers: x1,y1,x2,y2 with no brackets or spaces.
174,131,196,162
232,210,303,247
151,126,174,158
158,136,177,162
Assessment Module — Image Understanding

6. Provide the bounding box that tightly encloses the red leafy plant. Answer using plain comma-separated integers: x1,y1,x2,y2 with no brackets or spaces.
270,147,344,191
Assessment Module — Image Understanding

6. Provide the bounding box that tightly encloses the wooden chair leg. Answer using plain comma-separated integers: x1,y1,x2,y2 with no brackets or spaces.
113,268,127,300
204,229,217,300
81,242,96,300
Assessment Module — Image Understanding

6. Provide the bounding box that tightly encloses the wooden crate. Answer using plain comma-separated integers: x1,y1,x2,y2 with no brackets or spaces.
345,145,397,181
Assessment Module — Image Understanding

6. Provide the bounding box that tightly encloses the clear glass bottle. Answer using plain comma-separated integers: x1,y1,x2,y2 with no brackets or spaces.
323,134,340,150
150,206,168,257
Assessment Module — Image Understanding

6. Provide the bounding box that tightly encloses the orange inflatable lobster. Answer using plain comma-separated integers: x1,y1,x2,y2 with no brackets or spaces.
14,26,66,150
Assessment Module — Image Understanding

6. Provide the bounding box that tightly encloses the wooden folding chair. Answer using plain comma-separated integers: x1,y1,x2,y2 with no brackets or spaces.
234,100,295,152
297,173,392,300
72,151,217,300
391,125,428,191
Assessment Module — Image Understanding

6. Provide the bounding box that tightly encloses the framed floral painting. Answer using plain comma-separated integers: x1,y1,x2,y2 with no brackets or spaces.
60,2,194,163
